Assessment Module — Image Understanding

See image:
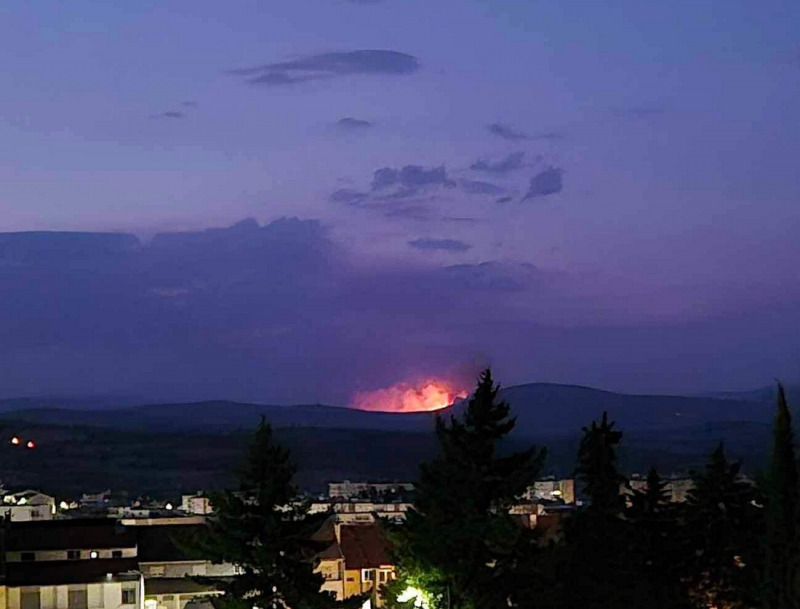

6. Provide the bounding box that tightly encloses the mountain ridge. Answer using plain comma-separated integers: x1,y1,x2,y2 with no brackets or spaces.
0,382,777,438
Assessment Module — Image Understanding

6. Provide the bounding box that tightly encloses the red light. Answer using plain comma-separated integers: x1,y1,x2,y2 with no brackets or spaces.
11,437,20,445
26,441,35,449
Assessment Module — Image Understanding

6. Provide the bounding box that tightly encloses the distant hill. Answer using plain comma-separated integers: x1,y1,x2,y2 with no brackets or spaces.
0,382,775,439
0,401,441,434
0,382,785,497
0,396,140,414
696,384,798,403
496,383,772,436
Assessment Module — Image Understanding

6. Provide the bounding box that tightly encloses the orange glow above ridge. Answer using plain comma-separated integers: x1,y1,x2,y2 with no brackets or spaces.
352,379,468,413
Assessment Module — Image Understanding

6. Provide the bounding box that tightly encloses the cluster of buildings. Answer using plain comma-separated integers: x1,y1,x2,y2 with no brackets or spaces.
0,473,700,609
0,516,236,609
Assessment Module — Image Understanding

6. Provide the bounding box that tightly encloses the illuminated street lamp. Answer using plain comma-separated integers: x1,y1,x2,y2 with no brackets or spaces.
397,587,432,609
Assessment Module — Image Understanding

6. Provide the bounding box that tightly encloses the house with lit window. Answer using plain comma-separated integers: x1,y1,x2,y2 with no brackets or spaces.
2,519,143,609
340,524,394,605
313,518,395,607
525,479,575,504
312,518,345,602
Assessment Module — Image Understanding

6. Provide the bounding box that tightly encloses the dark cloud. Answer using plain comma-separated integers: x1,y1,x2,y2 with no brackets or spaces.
1,219,795,403
152,111,185,119
496,196,513,204
408,238,472,252
333,164,457,213
470,151,526,174
459,179,506,196
180,101,198,108
522,167,564,200
330,189,369,205
230,50,420,86
440,261,540,291
487,123,564,142
488,123,529,141
371,164,456,193
338,117,373,129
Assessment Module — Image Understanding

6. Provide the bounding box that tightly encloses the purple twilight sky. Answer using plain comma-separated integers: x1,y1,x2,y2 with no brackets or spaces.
1,0,799,405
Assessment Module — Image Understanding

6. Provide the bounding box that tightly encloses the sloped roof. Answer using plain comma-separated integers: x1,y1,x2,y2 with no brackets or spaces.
5,559,140,586
311,515,337,544
136,524,206,562
317,542,343,561
6,519,137,551
338,525,392,570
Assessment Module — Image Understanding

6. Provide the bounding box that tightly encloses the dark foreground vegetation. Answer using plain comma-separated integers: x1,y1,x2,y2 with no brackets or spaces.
182,370,798,609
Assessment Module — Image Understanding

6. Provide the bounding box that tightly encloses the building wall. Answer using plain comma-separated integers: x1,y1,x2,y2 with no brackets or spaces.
328,483,414,500
6,581,140,609
145,592,218,609
139,561,238,579
179,497,212,516
343,569,362,599
0,505,53,522
7,549,137,563
528,479,575,504
320,579,344,602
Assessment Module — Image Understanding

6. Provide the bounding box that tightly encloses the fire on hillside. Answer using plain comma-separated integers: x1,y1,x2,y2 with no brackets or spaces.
351,379,468,413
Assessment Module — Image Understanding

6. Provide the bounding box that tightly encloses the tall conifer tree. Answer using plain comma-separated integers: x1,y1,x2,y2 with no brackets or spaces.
764,383,799,609
388,369,545,609
685,443,758,609
188,418,336,609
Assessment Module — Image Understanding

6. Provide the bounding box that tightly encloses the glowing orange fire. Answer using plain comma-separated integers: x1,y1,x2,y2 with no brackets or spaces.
352,379,468,413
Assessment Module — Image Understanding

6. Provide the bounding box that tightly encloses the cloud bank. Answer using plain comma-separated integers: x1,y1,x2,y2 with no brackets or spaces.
408,238,472,252
230,50,420,85
470,151,527,174
0,219,796,403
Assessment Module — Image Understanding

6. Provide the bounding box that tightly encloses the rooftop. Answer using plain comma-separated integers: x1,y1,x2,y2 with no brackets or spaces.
5,559,140,586
338,524,392,570
6,519,137,552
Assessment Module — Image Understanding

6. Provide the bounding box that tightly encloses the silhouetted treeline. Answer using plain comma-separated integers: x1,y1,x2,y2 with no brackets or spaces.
387,371,798,609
